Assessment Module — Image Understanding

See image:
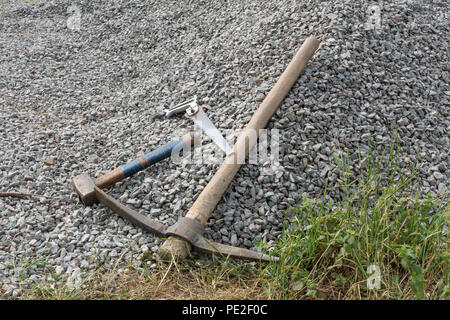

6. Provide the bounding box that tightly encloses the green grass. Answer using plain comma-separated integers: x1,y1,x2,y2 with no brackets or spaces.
15,141,449,300
258,141,449,299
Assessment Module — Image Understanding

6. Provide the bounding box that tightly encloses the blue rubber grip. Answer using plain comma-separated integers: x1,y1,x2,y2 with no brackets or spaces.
119,139,185,178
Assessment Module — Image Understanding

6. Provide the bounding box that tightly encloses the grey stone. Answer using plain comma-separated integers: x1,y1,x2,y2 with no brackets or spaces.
0,0,448,298
433,172,444,180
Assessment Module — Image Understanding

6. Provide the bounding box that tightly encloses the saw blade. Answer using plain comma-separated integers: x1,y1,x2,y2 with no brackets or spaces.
190,108,233,156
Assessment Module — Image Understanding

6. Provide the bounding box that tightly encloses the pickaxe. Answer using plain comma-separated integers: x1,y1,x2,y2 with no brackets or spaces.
72,36,320,263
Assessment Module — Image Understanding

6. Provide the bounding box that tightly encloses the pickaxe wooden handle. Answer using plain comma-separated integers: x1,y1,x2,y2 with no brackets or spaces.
159,36,321,260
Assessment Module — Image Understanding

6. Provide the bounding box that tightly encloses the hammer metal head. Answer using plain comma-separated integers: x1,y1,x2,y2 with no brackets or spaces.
72,174,97,206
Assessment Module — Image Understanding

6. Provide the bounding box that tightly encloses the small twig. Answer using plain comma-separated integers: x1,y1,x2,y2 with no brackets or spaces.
157,258,174,289
0,192,36,198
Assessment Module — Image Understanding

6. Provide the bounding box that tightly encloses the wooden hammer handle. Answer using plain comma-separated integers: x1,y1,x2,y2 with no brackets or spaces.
94,167,125,189
95,133,194,189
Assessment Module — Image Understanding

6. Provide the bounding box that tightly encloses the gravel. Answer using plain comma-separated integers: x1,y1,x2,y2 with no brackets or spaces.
0,0,449,295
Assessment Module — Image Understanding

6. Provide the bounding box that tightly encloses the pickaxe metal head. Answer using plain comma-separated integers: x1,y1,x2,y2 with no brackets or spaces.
71,173,278,262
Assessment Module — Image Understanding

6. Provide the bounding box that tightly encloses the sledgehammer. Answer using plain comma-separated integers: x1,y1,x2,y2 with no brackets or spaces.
73,132,194,205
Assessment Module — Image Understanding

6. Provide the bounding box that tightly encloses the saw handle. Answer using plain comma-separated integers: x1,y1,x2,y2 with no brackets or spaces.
95,133,193,188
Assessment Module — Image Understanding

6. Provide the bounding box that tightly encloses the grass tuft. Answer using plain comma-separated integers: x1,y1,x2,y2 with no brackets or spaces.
259,141,449,299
